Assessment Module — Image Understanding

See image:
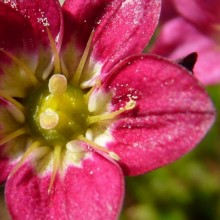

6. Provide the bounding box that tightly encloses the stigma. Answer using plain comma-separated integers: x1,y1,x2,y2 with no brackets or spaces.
39,108,59,130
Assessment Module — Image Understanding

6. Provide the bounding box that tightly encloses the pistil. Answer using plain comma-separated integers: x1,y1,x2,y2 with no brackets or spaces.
48,74,67,95
39,109,59,130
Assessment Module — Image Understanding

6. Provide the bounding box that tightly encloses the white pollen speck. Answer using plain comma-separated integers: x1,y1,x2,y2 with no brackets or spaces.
37,17,50,27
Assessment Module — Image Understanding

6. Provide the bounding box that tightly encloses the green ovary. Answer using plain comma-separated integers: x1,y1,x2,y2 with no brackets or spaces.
25,81,89,144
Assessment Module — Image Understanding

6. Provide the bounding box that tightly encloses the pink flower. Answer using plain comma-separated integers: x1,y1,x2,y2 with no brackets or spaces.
152,0,220,85
0,0,215,219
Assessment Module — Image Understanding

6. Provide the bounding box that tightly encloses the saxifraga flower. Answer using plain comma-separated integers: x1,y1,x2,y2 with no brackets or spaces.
0,0,215,219
152,0,220,85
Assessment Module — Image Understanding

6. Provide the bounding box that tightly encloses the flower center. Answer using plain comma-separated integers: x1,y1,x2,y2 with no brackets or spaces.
25,74,89,144
0,29,138,193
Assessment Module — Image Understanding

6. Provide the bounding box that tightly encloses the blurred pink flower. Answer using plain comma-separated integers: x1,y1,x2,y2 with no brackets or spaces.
0,0,215,219
152,0,220,85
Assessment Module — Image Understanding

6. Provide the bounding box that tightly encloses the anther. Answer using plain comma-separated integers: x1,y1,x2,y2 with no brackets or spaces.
109,152,120,161
66,140,85,153
84,79,101,104
48,74,67,95
125,98,136,110
39,108,59,130
87,99,136,125
78,135,120,161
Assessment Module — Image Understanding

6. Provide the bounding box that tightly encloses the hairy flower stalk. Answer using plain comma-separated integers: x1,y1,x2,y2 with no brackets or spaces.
0,1,216,220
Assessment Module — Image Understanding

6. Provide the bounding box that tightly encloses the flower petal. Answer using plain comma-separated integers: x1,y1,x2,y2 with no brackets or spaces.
0,3,38,97
6,153,124,220
2,0,63,78
172,0,220,36
102,54,215,175
62,0,161,80
151,17,220,85
160,0,178,23
0,158,13,183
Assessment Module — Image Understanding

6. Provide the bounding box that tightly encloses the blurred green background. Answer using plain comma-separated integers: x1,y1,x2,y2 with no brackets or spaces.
1,85,220,220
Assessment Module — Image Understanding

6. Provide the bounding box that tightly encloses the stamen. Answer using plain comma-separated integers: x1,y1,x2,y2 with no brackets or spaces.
84,79,101,104
66,140,85,153
7,104,25,123
71,30,94,86
0,90,24,112
46,27,61,74
48,144,62,194
60,58,69,78
0,127,27,146
78,135,120,161
9,141,41,178
87,99,136,125
48,74,67,95
39,108,59,130
0,49,38,85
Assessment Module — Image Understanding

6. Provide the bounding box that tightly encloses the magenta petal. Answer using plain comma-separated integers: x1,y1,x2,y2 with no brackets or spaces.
63,0,161,75
152,17,220,85
160,0,178,23
0,158,13,184
2,0,62,48
62,0,113,49
172,0,220,35
91,0,161,74
6,153,124,220
0,3,38,69
2,0,63,77
103,55,215,175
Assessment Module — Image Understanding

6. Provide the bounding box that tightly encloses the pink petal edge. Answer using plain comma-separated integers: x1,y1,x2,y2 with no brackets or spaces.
1,0,63,78
152,17,220,85
102,54,215,175
0,2,38,70
6,152,124,220
62,0,161,78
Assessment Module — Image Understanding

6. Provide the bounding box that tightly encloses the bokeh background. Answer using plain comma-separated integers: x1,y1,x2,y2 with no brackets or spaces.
1,0,220,219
